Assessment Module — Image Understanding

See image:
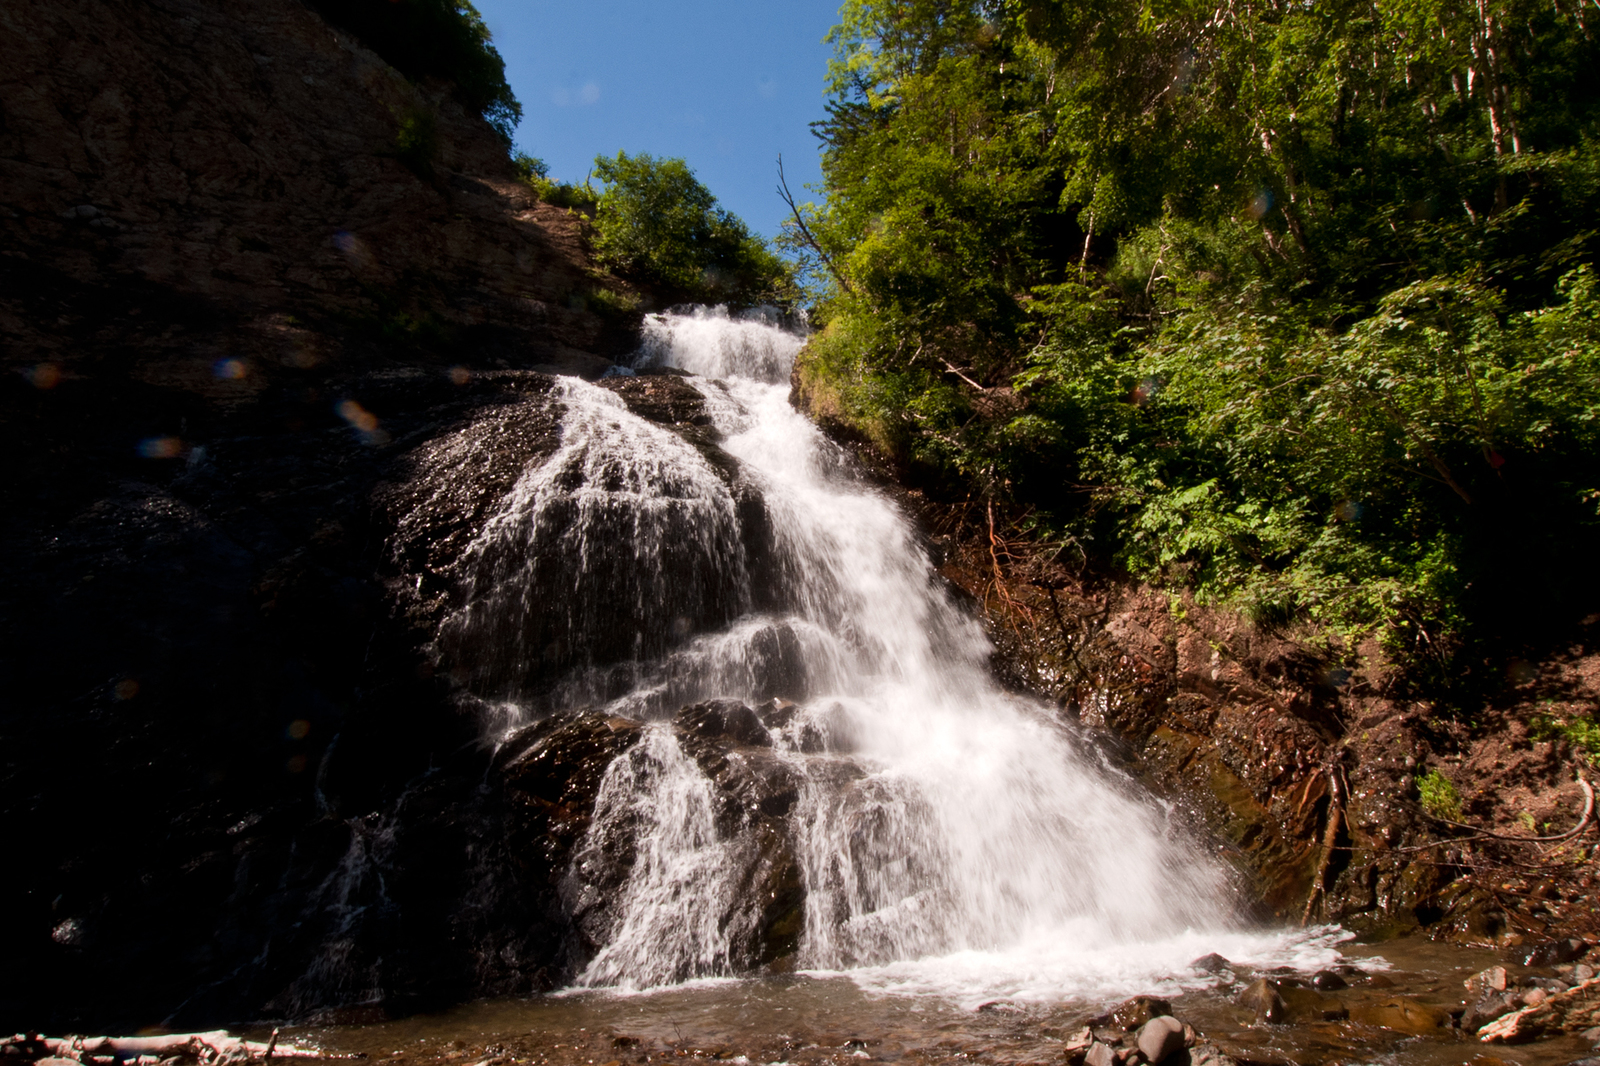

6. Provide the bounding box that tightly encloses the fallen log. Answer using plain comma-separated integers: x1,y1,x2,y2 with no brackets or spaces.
5,1032,359,1063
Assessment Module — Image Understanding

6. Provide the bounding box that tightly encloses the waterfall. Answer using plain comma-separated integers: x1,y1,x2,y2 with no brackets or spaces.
447,306,1330,1004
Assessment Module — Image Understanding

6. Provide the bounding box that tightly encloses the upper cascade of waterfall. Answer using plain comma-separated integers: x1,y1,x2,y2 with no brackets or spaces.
634,306,805,385
439,306,1350,1001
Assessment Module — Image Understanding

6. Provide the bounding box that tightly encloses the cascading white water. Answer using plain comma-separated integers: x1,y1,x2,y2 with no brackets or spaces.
466,306,1350,1003
439,378,750,703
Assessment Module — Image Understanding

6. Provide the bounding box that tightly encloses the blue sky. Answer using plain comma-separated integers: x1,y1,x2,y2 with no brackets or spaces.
471,0,845,239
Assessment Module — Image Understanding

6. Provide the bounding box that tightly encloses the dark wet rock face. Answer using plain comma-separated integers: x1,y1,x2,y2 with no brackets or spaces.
550,701,805,973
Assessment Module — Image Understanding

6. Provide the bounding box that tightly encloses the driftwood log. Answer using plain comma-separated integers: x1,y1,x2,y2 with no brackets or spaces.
4,1032,358,1064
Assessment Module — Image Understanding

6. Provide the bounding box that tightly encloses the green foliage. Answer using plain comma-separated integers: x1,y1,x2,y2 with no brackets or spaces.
512,152,549,181
1417,768,1464,820
1531,712,1600,766
591,152,793,307
393,107,439,179
512,153,598,211
309,0,521,141
795,0,1600,680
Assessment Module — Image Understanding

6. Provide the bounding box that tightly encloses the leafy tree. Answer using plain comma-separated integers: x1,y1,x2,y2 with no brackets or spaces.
795,0,1600,678
592,152,792,307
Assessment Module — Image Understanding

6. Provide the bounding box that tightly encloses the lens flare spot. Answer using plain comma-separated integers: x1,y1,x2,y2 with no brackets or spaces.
337,399,380,432
114,678,140,700
213,358,248,380
28,363,61,389
287,718,311,740
139,436,183,459
334,230,373,270
285,754,308,774
448,366,471,386
1334,500,1363,522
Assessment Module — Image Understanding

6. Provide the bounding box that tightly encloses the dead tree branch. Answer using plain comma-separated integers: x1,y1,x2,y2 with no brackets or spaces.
777,155,853,297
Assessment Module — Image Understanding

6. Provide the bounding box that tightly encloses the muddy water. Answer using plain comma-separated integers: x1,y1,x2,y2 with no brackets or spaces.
277,938,1596,1066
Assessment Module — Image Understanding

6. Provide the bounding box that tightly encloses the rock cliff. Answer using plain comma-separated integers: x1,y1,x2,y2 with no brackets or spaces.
0,0,640,1030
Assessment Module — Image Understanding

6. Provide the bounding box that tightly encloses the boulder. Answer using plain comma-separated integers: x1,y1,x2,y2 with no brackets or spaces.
1190,952,1232,973
1135,1016,1187,1064
1237,978,1288,1024
675,698,772,748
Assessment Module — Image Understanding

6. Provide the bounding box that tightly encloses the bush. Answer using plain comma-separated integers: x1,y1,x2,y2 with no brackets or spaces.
308,0,521,141
513,153,598,212
591,152,792,307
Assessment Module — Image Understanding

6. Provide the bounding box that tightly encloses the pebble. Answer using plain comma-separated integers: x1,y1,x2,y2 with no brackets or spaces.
1190,952,1232,973
1585,1024,1600,1046
1135,1016,1186,1064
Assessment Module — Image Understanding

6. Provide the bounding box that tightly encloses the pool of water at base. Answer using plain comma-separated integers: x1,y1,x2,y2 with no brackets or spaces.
272,938,1598,1066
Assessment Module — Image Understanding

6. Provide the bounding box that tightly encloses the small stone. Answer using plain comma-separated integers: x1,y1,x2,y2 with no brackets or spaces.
1185,1044,1239,1066
1463,990,1524,1033
1190,952,1232,973
1312,969,1348,990
1237,977,1288,1024
1525,938,1590,967
37,1059,81,1066
1466,966,1510,997
1583,1024,1600,1046
1524,988,1552,1008
1062,1027,1094,1053
1083,1041,1118,1066
1135,1017,1186,1064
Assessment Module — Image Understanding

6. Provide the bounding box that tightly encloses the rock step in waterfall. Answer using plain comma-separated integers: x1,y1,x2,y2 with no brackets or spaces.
455,306,1353,1001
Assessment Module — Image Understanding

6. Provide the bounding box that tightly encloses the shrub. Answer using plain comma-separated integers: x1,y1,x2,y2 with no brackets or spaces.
513,153,598,212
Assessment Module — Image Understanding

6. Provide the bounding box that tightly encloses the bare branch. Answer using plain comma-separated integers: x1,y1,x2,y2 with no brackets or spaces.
777,155,853,296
